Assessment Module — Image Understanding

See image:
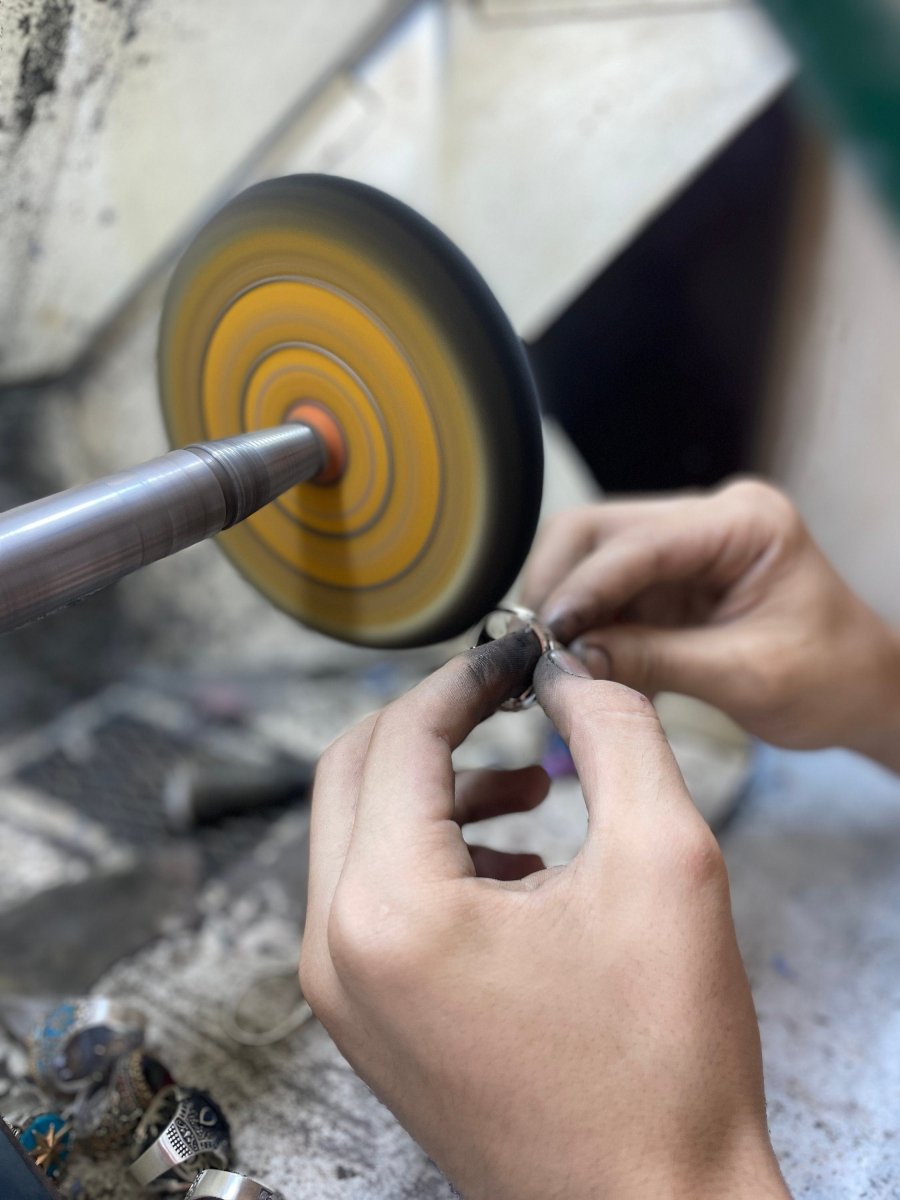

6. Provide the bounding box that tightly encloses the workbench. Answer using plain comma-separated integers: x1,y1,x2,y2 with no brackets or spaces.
1,671,897,1199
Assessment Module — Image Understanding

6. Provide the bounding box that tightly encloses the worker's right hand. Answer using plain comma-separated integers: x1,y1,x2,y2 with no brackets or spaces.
301,638,790,1200
523,479,900,769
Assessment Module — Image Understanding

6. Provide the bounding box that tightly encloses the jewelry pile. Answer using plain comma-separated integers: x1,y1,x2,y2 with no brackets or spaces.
2,997,284,1199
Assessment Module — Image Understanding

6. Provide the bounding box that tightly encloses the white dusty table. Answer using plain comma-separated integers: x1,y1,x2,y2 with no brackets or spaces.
1,717,898,1198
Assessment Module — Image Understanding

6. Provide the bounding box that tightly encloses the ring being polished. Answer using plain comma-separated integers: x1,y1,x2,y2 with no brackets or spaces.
130,1086,232,1190
186,1169,286,1200
28,997,146,1095
474,605,556,710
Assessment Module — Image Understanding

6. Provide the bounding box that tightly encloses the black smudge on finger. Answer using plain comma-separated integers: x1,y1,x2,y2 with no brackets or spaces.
458,628,542,721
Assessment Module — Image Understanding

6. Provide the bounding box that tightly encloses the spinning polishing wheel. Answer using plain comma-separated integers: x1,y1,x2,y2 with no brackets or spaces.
0,176,543,648
159,176,543,648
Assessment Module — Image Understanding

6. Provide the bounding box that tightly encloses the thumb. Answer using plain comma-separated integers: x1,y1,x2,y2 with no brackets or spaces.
573,624,736,709
533,650,694,849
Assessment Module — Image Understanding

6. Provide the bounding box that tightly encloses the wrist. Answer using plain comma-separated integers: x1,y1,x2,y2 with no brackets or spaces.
674,1137,790,1200
844,623,900,773
564,1131,790,1200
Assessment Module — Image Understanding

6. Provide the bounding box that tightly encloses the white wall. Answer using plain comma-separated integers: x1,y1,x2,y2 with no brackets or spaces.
760,134,900,625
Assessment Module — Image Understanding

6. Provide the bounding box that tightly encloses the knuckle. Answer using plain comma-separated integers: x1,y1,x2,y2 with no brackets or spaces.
667,822,727,892
723,477,800,533
535,506,601,560
539,509,568,539
314,738,343,779
734,645,797,715
369,703,405,743
326,885,377,975
317,712,378,772
364,705,425,766
298,940,340,1024
568,680,660,755
544,506,588,538
326,882,433,987
580,679,656,719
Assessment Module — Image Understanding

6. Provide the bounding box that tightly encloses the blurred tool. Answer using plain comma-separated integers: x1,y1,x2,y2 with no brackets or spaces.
0,175,543,649
0,855,201,996
0,425,322,637
163,757,314,832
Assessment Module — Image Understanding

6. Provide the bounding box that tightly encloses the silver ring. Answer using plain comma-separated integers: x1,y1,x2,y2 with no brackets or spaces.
73,1049,174,1153
11,1110,72,1180
186,1169,286,1200
28,997,146,1095
474,605,556,710
130,1086,232,1190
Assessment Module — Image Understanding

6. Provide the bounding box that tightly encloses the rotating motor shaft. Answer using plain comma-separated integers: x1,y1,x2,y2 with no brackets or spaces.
0,423,326,636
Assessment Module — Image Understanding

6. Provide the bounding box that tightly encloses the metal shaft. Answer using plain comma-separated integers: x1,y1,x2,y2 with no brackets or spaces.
0,424,324,636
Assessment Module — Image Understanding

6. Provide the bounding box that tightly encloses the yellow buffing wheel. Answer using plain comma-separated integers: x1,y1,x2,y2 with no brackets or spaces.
158,175,543,648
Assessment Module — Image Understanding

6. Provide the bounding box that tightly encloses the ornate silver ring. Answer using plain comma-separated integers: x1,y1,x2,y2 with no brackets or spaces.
130,1086,232,1191
73,1049,174,1153
28,997,146,1095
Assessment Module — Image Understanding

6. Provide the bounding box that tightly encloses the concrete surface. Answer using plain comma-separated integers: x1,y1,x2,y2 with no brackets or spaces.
1,719,898,1196
0,0,408,382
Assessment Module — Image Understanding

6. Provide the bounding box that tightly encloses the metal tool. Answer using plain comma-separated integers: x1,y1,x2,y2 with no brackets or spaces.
0,175,544,649
0,425,324,638
162,757,314,832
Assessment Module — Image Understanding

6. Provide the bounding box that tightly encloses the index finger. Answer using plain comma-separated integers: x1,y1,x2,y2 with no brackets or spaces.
537,498,736,643
343,629,542,885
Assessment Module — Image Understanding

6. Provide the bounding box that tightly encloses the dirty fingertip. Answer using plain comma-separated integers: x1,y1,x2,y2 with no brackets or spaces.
536,649,592,688
540,600,582,645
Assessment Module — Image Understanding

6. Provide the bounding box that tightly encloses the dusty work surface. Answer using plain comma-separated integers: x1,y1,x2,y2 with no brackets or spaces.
0,665,898,1199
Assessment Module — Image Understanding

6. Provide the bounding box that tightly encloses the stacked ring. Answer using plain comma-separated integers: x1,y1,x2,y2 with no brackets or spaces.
130,1086,232,1191
14,1111,72,1180
73,1050,174,1154
187,1169,285,1200
28,999,146,1095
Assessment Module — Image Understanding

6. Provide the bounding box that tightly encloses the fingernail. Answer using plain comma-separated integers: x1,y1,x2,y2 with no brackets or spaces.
546,648,592,678
570,639,612,680
541,601,578,643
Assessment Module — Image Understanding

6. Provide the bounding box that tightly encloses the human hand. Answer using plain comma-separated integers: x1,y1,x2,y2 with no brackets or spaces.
523,479,900,769
301,634,789,1200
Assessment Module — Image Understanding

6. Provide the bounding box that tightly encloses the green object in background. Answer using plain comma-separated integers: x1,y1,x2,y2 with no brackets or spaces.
760,0,900,220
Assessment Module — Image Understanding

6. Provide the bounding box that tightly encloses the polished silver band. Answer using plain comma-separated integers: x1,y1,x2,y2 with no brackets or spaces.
74,998,146,1032
130,1087,231,1187
186,1169,285,1200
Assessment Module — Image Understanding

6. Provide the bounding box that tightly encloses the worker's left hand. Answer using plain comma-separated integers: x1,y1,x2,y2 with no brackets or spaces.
300,635,789,1200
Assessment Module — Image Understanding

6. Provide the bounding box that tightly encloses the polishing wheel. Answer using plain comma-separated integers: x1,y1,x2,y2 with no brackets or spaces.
159,175,543,648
